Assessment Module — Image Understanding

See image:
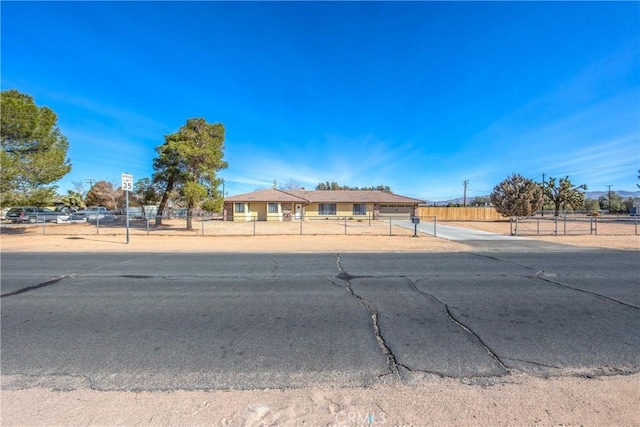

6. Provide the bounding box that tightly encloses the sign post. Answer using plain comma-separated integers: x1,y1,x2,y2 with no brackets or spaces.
411,216,420,238
121,173,133,244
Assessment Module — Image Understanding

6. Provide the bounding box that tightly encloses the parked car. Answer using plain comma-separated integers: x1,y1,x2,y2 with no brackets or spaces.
70,206,117,223
6,207,61,223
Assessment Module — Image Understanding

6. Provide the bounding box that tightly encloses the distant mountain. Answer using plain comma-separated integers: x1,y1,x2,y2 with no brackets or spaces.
585,191,640,199
427,190,640,206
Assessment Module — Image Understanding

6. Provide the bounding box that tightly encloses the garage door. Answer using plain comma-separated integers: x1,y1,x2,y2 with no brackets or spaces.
379,204,415,214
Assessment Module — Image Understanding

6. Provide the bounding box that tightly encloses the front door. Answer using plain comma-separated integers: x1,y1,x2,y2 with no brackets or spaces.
294,204,302,220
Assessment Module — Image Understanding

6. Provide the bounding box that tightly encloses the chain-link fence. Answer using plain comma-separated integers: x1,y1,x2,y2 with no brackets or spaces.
510,215,639,236
2,213,428,237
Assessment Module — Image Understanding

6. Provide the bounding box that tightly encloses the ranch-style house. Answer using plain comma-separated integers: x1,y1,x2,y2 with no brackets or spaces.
223,189,425,221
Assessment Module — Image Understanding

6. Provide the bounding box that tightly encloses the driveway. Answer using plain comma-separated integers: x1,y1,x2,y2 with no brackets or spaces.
394,220,586,251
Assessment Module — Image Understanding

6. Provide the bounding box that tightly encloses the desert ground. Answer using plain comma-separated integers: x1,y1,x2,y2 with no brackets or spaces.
1,217,638,252
1,220,638,426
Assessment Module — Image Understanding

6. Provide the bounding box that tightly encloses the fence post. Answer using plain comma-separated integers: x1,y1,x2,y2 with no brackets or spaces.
510,217,513,236
514,217,518,236
563,214,567,235
434,216,437,237
42,213,46,235
636,215,638,236
253,216,256,236
147,217,150,236
300,215,303,235
537,218,540,235
344,217,347,235
96,215,100,235
554,217,557,235
594,217,598,235
201,215,205,236
389,217,392,236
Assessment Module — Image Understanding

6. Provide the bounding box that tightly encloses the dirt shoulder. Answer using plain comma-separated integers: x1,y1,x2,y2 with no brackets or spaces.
2,374,638,426
0,233,469,253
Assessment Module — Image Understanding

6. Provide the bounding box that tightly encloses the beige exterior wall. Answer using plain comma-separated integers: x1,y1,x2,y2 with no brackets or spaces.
232,203,253,222
252,203,267,221
232,202,284,221
266,203,283,221
230,200,419,221
305,202,372,219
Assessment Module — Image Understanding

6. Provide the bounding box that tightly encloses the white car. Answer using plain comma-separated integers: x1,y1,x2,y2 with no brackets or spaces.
70,206,117,222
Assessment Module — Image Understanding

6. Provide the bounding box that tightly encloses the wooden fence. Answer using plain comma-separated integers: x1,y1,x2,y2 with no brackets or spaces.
416,206,503,221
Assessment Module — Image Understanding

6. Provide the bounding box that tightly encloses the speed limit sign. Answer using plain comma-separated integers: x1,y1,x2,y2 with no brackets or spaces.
121,173,133,192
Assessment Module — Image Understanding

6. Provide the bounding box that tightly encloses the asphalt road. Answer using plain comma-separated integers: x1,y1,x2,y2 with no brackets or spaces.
1,250,639,391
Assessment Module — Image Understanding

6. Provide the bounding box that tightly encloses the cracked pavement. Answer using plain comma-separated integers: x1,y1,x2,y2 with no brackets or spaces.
1,250,639,391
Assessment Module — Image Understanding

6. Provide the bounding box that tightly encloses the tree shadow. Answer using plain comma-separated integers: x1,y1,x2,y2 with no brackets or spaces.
0,226,30,235
64,236,127,245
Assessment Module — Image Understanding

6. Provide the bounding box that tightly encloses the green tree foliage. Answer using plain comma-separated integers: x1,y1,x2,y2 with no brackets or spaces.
61,190,86,209
584,198,600,215
152,132,186,225
471,196,491,206
133,178,161,219
490,173,543,218
153,118,227,230
201,177,224,213
543,176,587,216
1,89,71,206
598,192,629,213
315,181,392,192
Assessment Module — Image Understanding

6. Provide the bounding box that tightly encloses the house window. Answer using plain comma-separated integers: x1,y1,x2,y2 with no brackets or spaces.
318,203,336,215
268,203,278,214
234,203,245,213
353,204,366,215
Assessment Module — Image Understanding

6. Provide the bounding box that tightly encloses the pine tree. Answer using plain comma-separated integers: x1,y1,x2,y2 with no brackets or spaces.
1,89,71,206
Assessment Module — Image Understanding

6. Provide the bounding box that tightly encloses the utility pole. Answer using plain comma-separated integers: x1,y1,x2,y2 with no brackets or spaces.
463,180,468,207
606,185,613,212
85,178,96,189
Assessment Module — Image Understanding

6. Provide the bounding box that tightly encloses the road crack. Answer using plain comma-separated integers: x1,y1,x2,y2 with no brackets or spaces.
471,253,639,310
1,273,79,298
335,254,404,377
406,278,509,372
536,276,640,310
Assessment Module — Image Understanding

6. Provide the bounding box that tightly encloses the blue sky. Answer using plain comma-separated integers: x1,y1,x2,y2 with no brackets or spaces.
2,1,639,201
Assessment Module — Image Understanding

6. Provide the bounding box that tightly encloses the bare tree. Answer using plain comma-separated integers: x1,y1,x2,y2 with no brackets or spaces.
279,179,302,191
72,180,86,196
